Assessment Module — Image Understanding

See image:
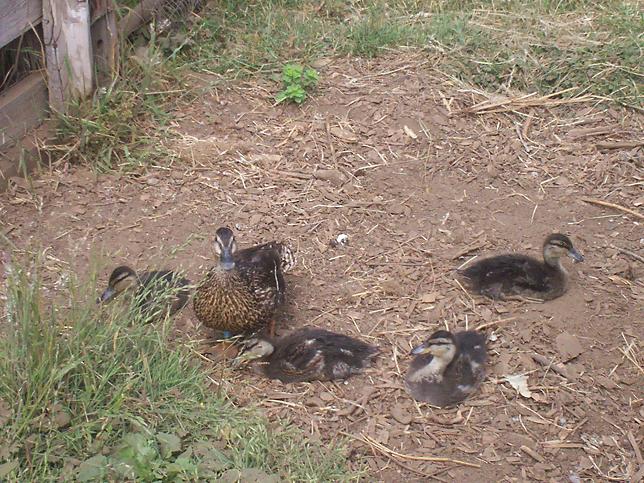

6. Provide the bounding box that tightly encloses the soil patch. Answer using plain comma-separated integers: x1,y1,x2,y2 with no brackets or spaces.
1,54,642,481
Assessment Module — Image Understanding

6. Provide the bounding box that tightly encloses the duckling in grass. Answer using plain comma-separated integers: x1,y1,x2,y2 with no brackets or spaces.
405,330,487,407
236,327,379,383
459,233,584,301
99,265,191,320
193,227,295,338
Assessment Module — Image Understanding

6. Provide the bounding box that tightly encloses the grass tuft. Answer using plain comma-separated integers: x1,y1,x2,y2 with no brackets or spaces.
44,39,187,173
0,257,354,481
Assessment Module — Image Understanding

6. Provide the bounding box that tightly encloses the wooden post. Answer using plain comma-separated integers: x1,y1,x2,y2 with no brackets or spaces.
119,0,165,37
42,0,93,113
91,0,118,87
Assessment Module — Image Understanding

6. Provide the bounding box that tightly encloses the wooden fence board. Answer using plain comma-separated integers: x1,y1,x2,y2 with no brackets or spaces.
43,0,93,112
0,0,43,48
0,72,48,149
91,3,118,87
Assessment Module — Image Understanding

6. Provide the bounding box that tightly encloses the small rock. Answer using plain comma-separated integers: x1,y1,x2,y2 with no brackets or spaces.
305,397,325,407
390,404,412,425
329,127,358,143
555,332,583,362
319,391,334,402
595,375,618,390
420,292,438,304
314,169,345,186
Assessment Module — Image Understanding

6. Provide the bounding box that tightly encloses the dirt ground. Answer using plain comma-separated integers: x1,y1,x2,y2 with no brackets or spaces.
1,55,643,482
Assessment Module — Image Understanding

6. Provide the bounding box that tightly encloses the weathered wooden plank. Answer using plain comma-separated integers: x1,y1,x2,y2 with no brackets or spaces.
43,0,93,112
119,0,166,37
91,5,118,87
0,122,53,192
90,0,111,24
0,72,48,150
0,0,43,48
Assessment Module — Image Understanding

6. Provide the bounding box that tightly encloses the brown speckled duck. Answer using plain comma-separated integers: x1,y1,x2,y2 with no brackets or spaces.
237,327,379,383
99,265,191,320
459,233,584,300
193,227,295,338
405,330,487,407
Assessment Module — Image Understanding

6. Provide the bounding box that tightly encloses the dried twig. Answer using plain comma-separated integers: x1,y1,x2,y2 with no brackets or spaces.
476,316,517,331
461,88,593,115
596,140,644,150
610,244,644,264
581,197,644,221
531,353,570,378
342,432,480,468
627,431,643,465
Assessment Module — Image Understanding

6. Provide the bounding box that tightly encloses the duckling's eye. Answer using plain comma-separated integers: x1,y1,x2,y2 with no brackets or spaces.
117,273,131,284
428,338,452,346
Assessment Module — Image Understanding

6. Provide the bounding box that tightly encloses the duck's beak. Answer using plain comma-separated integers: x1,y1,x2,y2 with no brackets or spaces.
219,247,235,271
568,248,584,263
410,342,430,355
99,287,116,303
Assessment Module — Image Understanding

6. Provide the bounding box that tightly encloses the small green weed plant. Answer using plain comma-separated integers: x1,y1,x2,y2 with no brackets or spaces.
275,64,319,104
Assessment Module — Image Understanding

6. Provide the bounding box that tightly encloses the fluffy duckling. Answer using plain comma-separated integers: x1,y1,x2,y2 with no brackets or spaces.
405,330,487,407
99,265,191,320
459,233,584,300
237,328,379,383
193,227,295,338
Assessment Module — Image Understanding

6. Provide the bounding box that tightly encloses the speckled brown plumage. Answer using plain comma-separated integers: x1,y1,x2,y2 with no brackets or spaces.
193,229,295,335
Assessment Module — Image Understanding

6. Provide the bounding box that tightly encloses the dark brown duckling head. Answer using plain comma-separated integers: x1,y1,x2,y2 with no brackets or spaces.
542,233,584,267
99,265,139,303
410,330,457,361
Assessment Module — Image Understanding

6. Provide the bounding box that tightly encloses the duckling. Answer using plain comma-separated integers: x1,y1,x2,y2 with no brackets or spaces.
237,327,379,383
192,227,295,338
99,265,191,320
459,233,584,300
405,330,487,407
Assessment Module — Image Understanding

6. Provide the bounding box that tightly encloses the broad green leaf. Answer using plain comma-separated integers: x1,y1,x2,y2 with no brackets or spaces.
76,455,108,482
157,432,182,459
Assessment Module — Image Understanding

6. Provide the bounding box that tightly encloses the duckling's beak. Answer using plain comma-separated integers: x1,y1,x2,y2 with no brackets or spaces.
99,287,116,303
568,248,584,263
219,247,235,271
410,342,431,355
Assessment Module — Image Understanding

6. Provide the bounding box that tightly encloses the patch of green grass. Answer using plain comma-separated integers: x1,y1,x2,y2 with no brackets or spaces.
0,257,355,481
47,40,187,172
176,0,641,107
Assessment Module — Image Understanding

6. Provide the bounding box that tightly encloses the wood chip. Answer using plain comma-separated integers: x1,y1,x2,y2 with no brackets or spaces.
520,445,545,462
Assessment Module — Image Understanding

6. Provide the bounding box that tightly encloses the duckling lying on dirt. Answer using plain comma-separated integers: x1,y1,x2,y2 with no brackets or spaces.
459,233,584,300
405,330,487,407
236,327,379,383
